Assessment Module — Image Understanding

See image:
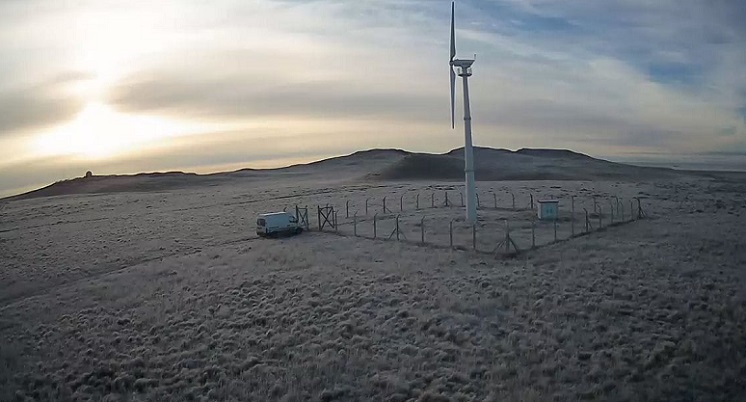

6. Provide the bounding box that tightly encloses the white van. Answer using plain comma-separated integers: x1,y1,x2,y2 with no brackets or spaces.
256,212,303,237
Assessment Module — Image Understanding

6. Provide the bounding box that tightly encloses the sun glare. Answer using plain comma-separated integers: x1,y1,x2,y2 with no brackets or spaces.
31,5,206,161
34,103,192,160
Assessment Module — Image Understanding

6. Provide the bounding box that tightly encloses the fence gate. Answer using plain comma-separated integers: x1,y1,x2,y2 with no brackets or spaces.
296,206,310,230
317,205,337,231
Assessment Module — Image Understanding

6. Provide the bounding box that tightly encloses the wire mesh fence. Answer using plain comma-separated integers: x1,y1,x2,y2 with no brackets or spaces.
293,189,647,256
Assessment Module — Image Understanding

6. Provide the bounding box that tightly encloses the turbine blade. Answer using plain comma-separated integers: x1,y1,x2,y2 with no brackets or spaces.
450,1,456,61
450,67,456,129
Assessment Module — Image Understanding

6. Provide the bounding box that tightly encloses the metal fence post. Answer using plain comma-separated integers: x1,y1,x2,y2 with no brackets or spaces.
373,214,377,239
383,196,387,214
505,220,511,254
449,220,454,248
421,216,425,244
493,192,497,209
637,198,643,219
334,211,338,233
365,198,369,216
431,192,435,208
472,224,477,250
614,196,620,217
571,196,575,236
476,193,480,209
353,213,357,236
304,205,309,230
511,193,516,210
416,193,420,210
584,208,589,232
445,191,449,207
396,215,400,241
400,195,404,212
530,194,534,210
346,200,350,219
460,192,464,207
531,220,536,248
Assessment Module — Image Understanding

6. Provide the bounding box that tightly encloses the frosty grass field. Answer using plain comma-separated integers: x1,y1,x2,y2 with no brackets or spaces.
1,177,745,401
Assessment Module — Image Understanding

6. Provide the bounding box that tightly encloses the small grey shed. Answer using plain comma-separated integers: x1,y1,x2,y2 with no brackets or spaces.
537,200,559,221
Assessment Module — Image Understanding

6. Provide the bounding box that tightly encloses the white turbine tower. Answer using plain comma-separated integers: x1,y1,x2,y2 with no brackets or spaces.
450,1,477,224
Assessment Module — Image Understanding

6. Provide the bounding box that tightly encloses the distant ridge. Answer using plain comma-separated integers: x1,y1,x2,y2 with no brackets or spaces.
8,171,208,200
368,147,680,181
4,147,692,200
515,148,593,159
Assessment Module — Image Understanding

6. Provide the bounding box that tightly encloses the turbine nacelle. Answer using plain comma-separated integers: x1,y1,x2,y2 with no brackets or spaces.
451,59,474,77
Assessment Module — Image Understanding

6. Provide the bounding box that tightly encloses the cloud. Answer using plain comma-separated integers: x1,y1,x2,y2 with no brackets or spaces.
108,68,442,123
478,0,746,91
0,80,85,136
99,0,746,155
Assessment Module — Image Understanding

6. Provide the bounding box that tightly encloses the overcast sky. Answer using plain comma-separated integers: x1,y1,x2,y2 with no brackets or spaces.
1,0,745,196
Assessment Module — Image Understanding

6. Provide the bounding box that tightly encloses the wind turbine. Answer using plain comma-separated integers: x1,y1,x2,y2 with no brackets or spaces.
450,1,477,225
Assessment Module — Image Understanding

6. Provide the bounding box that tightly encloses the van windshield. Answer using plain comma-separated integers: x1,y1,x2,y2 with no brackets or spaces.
257,218,266,226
